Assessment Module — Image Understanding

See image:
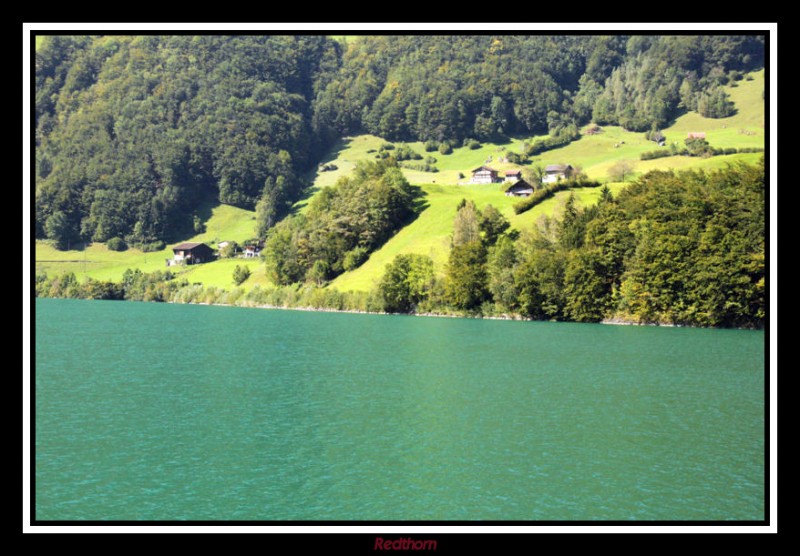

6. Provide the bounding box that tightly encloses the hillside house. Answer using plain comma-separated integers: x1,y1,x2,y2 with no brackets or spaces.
470,166,500,184
505,179,534,197
542,164,573,184
504,170,522,182
242,243,263,258
687,132,706,140
168,242,214,267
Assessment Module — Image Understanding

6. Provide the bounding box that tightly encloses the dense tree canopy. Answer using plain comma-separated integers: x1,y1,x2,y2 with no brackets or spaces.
35,35,342,247
378,162,764,328
379,253,435,313
263,159,423,285
316,35,763,141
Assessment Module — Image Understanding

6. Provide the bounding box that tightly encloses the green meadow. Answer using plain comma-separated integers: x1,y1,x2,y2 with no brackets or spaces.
35,204,264,289
36,70,764,293
308,70,763,189
329,181,628,293
320,70,765,291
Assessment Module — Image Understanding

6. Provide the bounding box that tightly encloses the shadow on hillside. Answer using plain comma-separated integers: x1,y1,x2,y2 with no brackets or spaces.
361,185,429,263
315,136,354,168
408,185,429,217
490,134,513,146
162,195,215,245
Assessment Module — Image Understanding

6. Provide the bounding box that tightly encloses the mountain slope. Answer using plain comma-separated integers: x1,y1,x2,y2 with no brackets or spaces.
320,70,765,291
35,35,342,247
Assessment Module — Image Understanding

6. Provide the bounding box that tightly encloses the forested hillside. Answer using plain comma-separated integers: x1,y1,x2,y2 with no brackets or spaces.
315,35,764,142
35,35,342,247
35,34,764,252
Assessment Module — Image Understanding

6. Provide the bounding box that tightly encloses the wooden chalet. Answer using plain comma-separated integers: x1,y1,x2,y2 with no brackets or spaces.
470,166,500,184
542,164,574,184
504,170,523,182
505,179,534,198
168,242,214,266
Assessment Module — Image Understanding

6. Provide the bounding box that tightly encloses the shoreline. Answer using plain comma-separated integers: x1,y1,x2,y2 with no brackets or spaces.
37,295,763,330
168,298,730,328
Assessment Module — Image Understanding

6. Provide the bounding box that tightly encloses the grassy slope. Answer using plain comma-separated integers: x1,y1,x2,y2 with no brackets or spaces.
35,203,268,289
330,182,627,292
324,70,764,291
309,71,764,191
36,71,764,293
308,70,764,190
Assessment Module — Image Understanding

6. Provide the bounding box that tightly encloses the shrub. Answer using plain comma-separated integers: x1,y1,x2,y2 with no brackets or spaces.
107,237,127,251
141,240,166,252
438,141,453,155
523,127,580,157
466,139,481,150
685,137,713,157
233,265,251,285
506,152,529,165
394,145,423,161
400,161,439,172
219,241,239,258
424,140,439,152
513,178,601,215
379,142,395,151
640,149,672,161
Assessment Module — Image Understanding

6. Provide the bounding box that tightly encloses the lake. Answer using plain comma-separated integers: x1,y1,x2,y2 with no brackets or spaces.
34,298,765,521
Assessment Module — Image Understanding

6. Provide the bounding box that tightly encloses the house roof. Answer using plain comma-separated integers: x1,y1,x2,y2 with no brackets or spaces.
505,170,522,176
545,164,572,172
471,165,497,173
687,132,706,139
505,179,533,192
173,242,209,251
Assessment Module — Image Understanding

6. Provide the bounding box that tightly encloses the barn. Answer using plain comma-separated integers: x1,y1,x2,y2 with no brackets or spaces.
505,179,534,197
168,242,215,266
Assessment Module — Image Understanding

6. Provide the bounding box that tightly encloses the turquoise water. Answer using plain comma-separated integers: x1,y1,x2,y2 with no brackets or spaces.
34,298,765,520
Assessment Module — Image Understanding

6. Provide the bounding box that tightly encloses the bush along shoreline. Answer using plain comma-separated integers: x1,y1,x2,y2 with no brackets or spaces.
33,275,763,329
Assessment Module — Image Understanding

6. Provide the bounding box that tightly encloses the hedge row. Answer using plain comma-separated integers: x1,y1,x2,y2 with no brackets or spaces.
513,178,602,215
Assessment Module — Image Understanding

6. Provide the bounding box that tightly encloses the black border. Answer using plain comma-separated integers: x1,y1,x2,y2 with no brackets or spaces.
26,25,773,532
